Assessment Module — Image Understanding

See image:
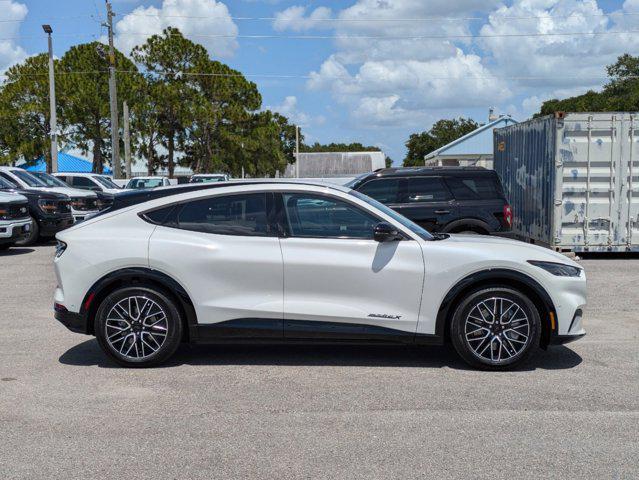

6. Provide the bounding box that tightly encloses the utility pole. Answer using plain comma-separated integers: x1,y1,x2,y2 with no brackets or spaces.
43,25,58,173
104,1,120,178
123,101,131,179
295,125,300,178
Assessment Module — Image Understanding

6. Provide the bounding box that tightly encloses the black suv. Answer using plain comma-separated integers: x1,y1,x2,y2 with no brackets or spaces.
0,175,74,245
346,167,512,235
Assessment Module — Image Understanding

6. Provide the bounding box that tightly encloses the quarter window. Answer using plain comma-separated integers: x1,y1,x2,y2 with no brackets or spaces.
176,193,270,236
283,193,378,239
358,178,401,203
406,177,451,202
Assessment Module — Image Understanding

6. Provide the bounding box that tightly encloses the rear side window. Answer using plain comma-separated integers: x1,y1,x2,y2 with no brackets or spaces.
406,177,451,202
176,193,270,236
358,178,401,203
445,176,501,200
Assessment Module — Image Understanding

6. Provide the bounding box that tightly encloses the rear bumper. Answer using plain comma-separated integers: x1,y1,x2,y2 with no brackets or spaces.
54,305,90,335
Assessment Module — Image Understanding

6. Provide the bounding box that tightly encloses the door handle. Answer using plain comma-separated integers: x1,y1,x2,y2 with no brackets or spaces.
434,210,450,214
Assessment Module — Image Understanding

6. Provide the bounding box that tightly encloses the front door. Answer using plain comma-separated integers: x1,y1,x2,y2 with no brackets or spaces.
277,192,424,340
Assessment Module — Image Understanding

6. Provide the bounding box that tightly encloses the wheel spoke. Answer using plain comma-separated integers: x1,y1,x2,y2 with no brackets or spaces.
464,296,530,364
105,296,168,360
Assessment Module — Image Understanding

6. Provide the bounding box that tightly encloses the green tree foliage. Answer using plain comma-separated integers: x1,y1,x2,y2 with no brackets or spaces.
301,142,380,153
539,54,639,115
403,118,479,166
0,54,55,169
58,42,142,173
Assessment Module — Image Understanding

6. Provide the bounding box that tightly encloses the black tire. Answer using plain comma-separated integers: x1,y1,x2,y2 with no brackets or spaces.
15,217,39,246
0,243,12,251
450,287,541,370
94,286,183,367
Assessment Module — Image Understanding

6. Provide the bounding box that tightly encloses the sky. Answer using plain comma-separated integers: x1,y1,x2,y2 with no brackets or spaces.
0,0,637,164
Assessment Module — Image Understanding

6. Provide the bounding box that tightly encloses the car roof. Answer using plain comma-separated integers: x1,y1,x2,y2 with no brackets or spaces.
371,166,495,178
129,176,167,180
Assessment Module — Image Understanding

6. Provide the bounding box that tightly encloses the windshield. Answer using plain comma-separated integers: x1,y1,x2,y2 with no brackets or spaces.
93,175,120,189
191,176,224,183
126,178,163,189
32,172,69,188
0,176,17,189
350,190,433,241
12,170,48,187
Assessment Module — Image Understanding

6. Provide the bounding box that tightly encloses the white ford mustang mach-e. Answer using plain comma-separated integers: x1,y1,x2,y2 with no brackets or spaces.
53,182,586,369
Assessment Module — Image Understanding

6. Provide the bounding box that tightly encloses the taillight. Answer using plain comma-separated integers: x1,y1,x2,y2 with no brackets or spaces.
503,204,513,228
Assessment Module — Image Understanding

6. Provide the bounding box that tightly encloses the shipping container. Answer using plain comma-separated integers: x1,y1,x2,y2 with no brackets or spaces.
494,112,639,253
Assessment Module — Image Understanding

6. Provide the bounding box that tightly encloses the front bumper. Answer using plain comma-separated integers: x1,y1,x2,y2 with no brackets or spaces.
0,218,32,243
39,215,74,236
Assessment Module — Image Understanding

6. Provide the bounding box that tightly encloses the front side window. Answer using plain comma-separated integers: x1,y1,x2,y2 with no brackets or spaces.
358,178,401,204
283,193,378,239
406,177,451,202
176,193,270,236
93,176,120,189
71,176,99,190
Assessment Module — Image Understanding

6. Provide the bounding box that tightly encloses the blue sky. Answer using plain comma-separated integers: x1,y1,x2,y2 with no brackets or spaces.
1,0,636,163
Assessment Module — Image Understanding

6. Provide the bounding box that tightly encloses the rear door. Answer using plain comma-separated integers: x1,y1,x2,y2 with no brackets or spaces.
444,174,506,231
394,176,456,232
277,191,424,339
148,192,284,337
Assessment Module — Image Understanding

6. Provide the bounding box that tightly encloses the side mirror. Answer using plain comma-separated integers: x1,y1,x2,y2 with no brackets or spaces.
373,222,402,242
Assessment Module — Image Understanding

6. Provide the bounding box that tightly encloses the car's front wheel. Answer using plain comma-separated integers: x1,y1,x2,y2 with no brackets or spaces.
94,286,183,367
450,287,541,370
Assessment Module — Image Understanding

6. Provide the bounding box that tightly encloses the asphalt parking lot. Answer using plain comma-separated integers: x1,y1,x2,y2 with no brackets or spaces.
1,245,638,479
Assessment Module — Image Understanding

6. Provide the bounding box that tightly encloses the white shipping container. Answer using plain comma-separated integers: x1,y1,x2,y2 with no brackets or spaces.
494,112,639,252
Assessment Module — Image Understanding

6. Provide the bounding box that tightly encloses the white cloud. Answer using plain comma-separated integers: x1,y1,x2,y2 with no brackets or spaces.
267,95,325,126
0,1,27,72
273,6,332,32
113,0,238,58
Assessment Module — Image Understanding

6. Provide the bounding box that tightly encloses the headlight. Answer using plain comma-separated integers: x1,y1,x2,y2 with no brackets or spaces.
528,260,582,277
55,240,67,258
38,199,60,214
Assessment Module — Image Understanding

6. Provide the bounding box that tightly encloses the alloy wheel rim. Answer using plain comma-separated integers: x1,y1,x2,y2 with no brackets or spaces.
105,296,168,359
464,297,531,363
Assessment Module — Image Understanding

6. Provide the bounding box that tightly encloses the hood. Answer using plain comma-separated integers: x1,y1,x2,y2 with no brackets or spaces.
0,187,67,201
0,191,28,204
442,233,581,268
36,187,98,198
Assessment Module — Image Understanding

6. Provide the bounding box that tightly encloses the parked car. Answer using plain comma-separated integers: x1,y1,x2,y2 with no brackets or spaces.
32,172,114,214
0,190,31,250
346,167,512,235
53,181,586,369
189,173,229,183
53,172,122,195
125,176,171,189
0,175,73,245
0,167,100,222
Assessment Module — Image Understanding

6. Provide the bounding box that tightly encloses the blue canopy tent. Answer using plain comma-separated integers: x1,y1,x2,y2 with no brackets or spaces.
24,152,112,174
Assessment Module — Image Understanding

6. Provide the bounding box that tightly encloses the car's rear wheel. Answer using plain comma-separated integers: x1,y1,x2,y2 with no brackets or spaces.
94,286,183,367
450,287,541,370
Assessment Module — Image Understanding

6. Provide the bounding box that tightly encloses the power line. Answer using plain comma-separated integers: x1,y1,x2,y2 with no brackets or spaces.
3,29,639,41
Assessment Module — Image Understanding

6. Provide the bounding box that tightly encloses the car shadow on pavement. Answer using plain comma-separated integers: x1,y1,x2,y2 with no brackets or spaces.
0,247,34,256
59,339,582,371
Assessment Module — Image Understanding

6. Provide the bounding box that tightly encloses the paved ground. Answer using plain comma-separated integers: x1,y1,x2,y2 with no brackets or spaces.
0,245,637,479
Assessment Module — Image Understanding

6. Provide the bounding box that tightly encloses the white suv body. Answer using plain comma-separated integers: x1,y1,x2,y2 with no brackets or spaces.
0,191,31,248
124,176,171,189
0,167,99,222
53,182,586,369
53,172,122,194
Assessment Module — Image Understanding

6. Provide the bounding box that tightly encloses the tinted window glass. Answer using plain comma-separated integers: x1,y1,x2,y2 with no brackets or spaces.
283,193,378,239
358,178,400,203
143,205,175,225
177,193,269,236
0,174,17,188
406,177,451,202
33,172,69,187
445,176,501,200
11,170,47,187
72,176,99,189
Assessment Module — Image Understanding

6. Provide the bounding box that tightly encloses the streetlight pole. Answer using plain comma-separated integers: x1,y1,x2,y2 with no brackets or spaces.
104,1,120,178
42,25,58,173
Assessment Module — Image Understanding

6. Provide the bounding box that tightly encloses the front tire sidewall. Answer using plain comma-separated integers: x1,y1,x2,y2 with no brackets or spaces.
95,286,183,367
450,287,541,370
